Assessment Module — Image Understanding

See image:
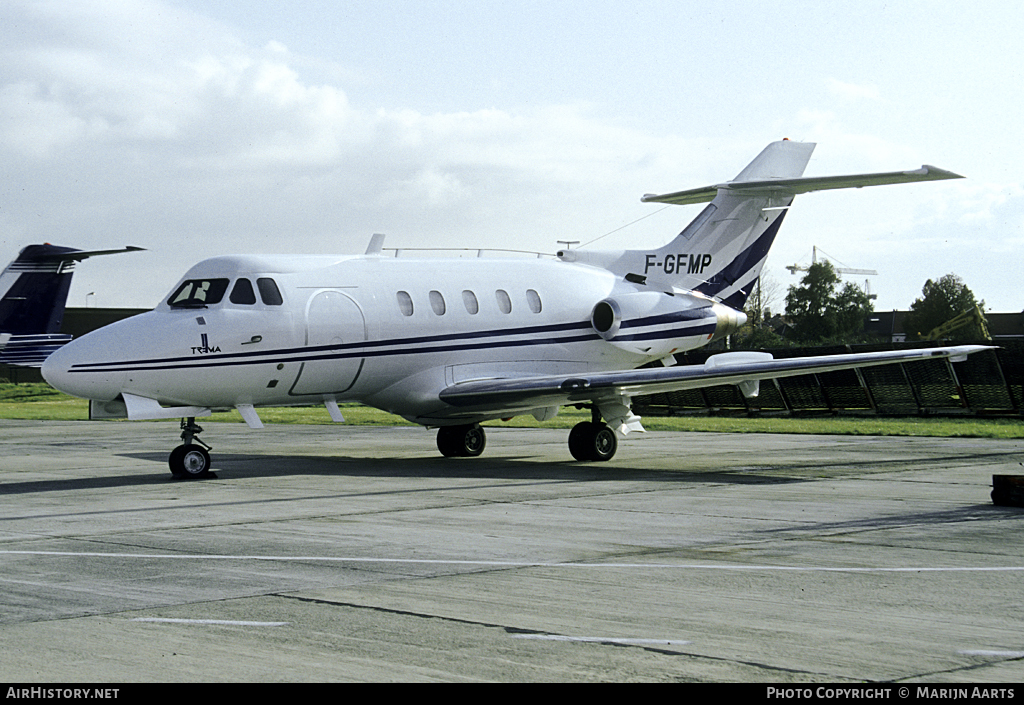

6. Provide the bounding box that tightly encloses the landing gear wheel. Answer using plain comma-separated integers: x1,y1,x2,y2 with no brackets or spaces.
436,423,486,457
168,416,215,479
169,444,212,479
590,424,617,461
568,421,617,462
568,421,596,461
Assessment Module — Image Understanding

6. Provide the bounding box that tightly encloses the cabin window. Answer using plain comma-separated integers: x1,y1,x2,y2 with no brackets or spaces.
168,279,229,308
526,289,542,314
229,278,257,305
257,278,283,306
397,291,414,316
429,290,446,316
496,289,512,314
462,290,479,314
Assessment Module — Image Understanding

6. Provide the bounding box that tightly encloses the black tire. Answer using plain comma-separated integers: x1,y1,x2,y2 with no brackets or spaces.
436,424,486,457
568,421,617,462
437,427,461,457
169,444,211,478
568,421,595,461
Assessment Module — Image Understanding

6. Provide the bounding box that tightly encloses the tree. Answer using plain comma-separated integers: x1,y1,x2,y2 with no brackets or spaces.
743,268,784,327
904,274,985,341
734,323,792,350
784,261,874,344
734,269,790,349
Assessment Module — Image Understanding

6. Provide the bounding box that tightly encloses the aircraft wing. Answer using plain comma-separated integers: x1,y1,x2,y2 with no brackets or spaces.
641,165,963,206
438,345,991,415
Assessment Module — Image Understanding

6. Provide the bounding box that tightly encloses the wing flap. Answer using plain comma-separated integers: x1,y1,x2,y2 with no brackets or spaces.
438,345,992,413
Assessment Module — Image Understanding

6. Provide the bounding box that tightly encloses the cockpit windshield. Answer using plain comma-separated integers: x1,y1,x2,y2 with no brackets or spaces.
167,279,230,308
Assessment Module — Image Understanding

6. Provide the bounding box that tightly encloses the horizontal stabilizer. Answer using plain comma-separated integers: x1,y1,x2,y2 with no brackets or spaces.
642,165,963,206
46,246,146,262
0,333,73,367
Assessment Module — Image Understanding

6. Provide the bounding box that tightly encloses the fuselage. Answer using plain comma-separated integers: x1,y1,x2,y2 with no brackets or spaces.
42,252,743,424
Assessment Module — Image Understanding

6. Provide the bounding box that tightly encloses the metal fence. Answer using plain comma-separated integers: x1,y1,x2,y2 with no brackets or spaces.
635,341,1024,417
6,337,1023,418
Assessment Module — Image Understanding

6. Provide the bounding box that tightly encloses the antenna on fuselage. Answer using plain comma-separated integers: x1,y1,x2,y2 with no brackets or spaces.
556,240,580,259
365,233,386,255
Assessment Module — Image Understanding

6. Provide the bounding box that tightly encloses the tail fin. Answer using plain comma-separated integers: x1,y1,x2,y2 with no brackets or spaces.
0,244,143,366
643,140,815,309
567,140,962,310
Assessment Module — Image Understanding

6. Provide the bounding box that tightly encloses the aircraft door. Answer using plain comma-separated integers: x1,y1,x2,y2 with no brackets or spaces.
289,289,366,396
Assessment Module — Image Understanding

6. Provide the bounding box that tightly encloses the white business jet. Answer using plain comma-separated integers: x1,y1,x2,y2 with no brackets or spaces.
42,140,985,478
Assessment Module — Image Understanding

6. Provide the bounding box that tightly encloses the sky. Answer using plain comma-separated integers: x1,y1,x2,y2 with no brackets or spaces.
1,0,1022,314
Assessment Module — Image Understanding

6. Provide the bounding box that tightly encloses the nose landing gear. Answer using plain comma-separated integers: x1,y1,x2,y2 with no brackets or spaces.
169,417,215,479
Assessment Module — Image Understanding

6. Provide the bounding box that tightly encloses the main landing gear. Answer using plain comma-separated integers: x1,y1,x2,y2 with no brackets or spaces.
436,423,487,457
434,411,620,462
169,417,215,479
568,419,618,462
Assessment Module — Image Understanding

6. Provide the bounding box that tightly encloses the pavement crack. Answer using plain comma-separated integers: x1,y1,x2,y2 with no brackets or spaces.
273,594,832,677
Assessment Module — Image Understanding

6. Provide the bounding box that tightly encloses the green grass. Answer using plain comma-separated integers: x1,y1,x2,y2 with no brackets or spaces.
0,383,89,420
1,382,1022,438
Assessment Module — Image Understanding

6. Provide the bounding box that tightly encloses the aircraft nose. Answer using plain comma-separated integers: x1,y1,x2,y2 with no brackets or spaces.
42,339,84,397
41,342,67,388
42,334,125,402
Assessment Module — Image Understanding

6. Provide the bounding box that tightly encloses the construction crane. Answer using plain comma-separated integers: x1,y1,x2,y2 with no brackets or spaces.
785,246,878,277
786,246,878,299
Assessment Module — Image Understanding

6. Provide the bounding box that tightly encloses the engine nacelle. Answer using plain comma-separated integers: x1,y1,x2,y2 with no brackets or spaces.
590,290,744,357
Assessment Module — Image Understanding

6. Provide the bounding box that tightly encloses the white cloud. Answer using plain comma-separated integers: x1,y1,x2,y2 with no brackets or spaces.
0,2,689,305
2,0,1022,314
826,78,882,103
0,81,91,157
951,182,1024,227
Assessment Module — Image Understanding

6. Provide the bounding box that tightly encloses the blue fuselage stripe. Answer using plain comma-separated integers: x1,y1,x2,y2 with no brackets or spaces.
67,312,717,374
695,207,789,302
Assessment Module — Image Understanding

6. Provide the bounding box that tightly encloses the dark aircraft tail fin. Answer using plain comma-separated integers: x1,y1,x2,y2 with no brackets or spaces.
0,244,143,367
